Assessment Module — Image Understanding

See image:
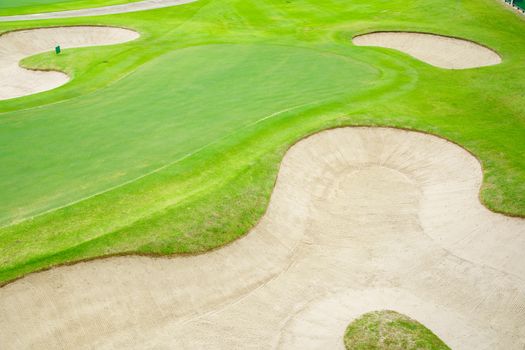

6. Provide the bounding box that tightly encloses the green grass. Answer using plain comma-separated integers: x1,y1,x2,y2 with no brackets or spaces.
3,44,378,225
344,310,451,350
0,0,524,285
0,0,141,16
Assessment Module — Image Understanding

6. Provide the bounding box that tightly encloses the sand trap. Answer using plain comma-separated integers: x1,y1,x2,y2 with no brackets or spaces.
353,32,501,69
0,26,139,100
0,127,524,349
0,0,195,22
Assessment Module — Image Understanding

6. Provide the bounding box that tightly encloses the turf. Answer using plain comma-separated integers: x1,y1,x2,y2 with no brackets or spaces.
0,0,141,16
344,310,450,350
2,44,378,225
0,0,524,284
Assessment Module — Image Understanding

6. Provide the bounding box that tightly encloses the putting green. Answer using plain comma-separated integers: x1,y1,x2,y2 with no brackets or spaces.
1,44,379,226
0,0,140,15
0,0,524,285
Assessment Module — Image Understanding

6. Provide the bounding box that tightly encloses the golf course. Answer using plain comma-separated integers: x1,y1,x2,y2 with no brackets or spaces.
0,0,524,348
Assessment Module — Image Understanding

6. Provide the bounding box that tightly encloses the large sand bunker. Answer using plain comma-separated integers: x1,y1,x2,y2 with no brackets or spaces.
1,127,524,349
0,26,139,100
0,0,196,22
353,32,501,69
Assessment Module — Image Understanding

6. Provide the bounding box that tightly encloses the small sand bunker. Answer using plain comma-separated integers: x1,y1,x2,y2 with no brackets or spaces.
353,31,501,69
0,128,524,349
0,26,139,100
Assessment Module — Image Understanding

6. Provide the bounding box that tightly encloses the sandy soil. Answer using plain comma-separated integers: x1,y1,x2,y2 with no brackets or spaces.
0,127,524,349
0,0,195,22
0,26,139,101
353,32,501,69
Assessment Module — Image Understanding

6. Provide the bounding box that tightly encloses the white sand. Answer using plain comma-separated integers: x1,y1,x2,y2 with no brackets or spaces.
0,0,195,22
353,32,501,69
0,26,139,101
0,127,524,349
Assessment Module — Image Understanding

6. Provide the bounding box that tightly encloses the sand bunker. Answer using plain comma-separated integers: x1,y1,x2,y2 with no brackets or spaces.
0,0,195,22
0,26,139,100
1,127,524,349
353,32,501,69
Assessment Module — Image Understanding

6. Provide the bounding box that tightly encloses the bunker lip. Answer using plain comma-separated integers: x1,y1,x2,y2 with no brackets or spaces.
352,31,502,69
0,25,140,101
0,0,196,22
1,127,523,349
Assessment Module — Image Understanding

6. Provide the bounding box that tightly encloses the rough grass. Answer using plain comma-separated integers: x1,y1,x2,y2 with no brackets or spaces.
344,310,451,350
0,0,524,285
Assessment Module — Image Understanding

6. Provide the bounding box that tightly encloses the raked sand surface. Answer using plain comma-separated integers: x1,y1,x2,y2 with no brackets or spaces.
353,32,502,69
1,127,524,349
0,26,139,101
0,0,196,22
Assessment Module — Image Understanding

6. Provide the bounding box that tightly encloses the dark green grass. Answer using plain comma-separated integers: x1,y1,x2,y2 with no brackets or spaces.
344,310,450,350
0,0,141,16
0,0,524,284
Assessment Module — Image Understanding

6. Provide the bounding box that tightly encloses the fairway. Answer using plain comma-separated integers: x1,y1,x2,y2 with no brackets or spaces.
0,0,524,348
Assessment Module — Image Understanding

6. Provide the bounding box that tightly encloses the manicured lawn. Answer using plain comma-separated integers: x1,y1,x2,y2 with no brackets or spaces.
344,310,450,350
0,0,141,16
0,0,524,284
2,44,378,225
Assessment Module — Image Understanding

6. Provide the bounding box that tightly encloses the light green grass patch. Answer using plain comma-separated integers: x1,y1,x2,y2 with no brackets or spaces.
344,310,451,350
